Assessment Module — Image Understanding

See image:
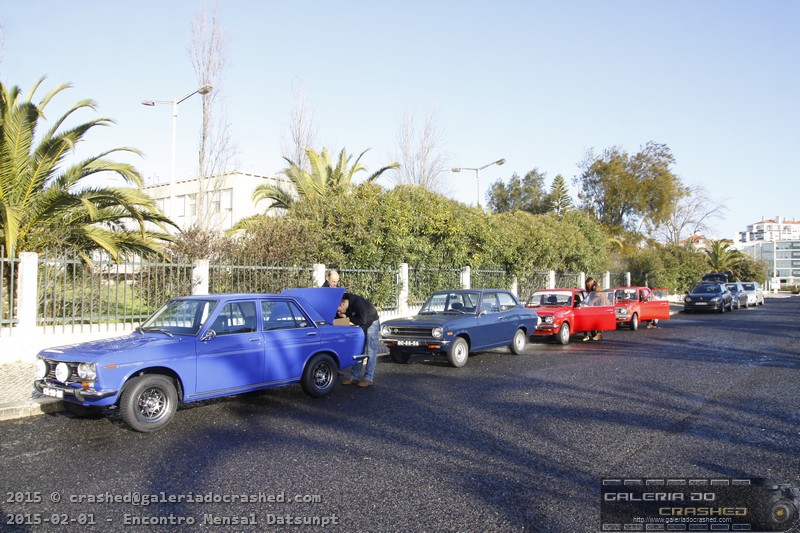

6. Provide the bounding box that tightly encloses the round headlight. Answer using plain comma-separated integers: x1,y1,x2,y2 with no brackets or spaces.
78,362,97,381
544,316,554,325
432,327,443,339
710,296,721,302
55,362,71,383
380,325,391,337
35,358,48,379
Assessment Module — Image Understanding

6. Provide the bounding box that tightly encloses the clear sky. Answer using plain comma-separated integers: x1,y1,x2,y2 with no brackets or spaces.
2,0,798,240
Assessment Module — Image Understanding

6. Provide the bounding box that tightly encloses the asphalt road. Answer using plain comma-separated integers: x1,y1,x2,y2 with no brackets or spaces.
1,298,799,532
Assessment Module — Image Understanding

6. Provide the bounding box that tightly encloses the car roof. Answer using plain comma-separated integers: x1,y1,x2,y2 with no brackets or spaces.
434,289,512,294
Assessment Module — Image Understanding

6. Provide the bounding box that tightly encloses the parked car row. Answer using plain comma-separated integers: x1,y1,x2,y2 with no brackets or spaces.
683,279,765,313
35,276,764,433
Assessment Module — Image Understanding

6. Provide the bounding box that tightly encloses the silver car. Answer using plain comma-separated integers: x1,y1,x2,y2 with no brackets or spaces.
725,282,748,309
741,282,765,306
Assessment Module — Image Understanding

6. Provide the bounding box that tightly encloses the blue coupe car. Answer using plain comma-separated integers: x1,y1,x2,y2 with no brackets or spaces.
380,289,540,367
33,288,364,432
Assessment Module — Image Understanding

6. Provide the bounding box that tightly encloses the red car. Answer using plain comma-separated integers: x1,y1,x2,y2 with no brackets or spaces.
525,288,617,345
611,286,670,331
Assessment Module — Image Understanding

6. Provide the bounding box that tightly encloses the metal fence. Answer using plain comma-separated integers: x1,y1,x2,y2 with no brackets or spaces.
37,250,195,332
472,268,512,290
517,271,551,301
555,271,581,289
337,267,400,311
1,246,18,331
209,259,314,294
408,266,462,306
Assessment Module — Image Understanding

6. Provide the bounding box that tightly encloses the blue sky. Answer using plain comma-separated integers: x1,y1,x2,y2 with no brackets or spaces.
3,1,798,240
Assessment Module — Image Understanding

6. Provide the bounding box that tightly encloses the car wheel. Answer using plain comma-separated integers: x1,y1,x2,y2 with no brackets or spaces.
509,328,527,355
630,313,639,331
734,299,740,310
390,348,411,364
301,353,338,398
120,374,178,433
448,337,469,368
759,298,765,306
64,402,104,419
718,301,725,313
556,322,571,345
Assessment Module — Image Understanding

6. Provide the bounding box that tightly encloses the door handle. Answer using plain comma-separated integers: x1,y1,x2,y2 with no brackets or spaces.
249,338,261,342
307,332,318,337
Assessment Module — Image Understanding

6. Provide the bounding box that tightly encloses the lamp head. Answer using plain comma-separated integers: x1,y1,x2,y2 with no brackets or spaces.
198,84,213,95
451,167,462,173
495,158,506,166
141,100,156,106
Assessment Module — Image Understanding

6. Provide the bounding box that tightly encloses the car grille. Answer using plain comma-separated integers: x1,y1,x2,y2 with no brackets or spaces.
41,358,79,383
384,326,435,338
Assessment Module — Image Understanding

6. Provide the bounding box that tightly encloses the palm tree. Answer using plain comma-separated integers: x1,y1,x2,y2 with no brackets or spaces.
704,240,742,274
0,78,174,262
252,147,399,210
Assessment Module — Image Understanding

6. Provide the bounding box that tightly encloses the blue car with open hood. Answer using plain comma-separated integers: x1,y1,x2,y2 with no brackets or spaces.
33,288,363,432
380,289,540,367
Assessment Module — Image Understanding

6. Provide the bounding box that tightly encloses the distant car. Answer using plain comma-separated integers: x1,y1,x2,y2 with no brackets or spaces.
725,282,749,309
611,286,671,330
525,288,617,344
33,288,364,432
683,282,733,313
380,289,540,367
741,282,765,306
702,272,729,284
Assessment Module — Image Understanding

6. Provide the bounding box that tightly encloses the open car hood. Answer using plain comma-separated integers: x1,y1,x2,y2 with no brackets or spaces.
282,287,345,325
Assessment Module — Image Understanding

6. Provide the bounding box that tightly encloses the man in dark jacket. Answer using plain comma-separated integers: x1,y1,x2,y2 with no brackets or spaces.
337,292,380,387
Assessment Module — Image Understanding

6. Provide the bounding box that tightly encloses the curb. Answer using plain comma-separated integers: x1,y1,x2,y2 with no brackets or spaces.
0,397,63,422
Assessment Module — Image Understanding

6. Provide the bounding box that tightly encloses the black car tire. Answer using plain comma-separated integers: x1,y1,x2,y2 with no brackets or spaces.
509,328,527,355
120,374,178,433
301,353,338,398
734,299,740,310
390,348,411,364
718,302,725,313
556,322,571,345
630,313,639,331
448,337,469,368
64,402,104,418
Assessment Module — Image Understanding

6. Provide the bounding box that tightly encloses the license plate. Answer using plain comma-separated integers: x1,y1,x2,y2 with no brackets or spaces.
42,386,63,399
397,340,419,346
694,302,707,306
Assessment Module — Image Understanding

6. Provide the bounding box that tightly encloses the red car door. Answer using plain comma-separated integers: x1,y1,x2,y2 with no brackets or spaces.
641,288,670,320
572,290,617,332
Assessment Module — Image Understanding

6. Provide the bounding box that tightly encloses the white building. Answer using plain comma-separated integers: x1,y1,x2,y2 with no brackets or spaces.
736,216,800,288
143,171,290,233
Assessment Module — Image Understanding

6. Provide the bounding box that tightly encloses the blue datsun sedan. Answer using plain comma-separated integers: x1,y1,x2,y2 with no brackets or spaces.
380,289,540,367
33,288,364,432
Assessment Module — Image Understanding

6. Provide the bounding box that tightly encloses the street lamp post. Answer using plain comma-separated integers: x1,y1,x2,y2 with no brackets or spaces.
142,84,213,220
451,158,506,208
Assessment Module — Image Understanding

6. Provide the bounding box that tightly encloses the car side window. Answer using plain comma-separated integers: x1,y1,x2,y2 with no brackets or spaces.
481,293,500,314
211,301,257,336
262,301,310,330
497,292,517,311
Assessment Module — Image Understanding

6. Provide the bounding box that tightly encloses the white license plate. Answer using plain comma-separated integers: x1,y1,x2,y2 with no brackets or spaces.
42,386,63,399
397,340,419,346
694,302,707,306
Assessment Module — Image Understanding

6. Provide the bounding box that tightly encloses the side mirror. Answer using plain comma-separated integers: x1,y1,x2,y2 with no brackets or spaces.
200,329,217,342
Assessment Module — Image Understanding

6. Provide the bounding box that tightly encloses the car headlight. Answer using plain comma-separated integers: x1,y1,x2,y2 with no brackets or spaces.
380,325,391,337
710,296,721,302
55,362,71,383
34,358,48,379
78,362,97,381
617,308,628,315
431,327,443,339
684,297,692,303
543,316,554,325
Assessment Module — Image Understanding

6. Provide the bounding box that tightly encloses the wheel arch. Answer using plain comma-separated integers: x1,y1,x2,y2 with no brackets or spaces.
121,367,184,402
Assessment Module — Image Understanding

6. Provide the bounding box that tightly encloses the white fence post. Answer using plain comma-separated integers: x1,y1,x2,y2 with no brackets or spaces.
17,252,38,332
579,272,586,290
625,271,631,286
313,263,326,287
510,275,518,297
398,263,409,315
548,270,556,289
603,271,611,289
192,259,209,295
461,266,471,289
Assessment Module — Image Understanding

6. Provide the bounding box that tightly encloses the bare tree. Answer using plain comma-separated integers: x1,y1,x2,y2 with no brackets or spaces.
391,111,450,194
281,78,319,173
187,1,236,233
656,184,728,244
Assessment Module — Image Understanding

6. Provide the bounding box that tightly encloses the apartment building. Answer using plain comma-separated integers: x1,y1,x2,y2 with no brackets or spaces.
143,171,290,233
736,216,800,288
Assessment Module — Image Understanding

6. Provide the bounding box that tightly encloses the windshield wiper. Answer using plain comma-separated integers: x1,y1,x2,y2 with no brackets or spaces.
140,327,174,338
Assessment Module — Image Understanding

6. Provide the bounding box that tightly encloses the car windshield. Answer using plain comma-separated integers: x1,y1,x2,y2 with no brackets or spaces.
140,299,218,336
692,283,720,294
527,291,572,307
742,283,755,290
725,284,738,292
614,289,638,301
420,292,480,314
